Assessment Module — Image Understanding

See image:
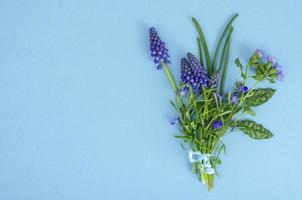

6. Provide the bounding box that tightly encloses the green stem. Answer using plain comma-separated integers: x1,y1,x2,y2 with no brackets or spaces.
207,174,214,192
162,63,185,110
243,63,251,85
162,63,178,93
239,80,260,105
228,80,261,122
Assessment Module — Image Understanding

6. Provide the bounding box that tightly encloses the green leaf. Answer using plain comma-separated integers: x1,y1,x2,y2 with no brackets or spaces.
192,17,212,74
243,107,255,116
174,135,193,143
219,26,233,95
246,88,276,107
236,120,273,139
197,37,204,66
212,13,239,70
169,100,179,113
235,58,245,79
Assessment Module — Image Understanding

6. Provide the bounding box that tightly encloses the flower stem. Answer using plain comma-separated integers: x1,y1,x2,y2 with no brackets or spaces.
162,63,177,93
162,63,185,109
207,174,214,191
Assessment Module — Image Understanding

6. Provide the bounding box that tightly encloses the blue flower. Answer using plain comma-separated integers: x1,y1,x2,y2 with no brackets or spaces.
213,120,223,129
217,94,225,100
170,117,180,125
239,85,249,93
149,27,170,69
232,93,239,104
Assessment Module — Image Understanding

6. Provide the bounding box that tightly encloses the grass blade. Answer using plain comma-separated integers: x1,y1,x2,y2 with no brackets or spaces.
197,37,204,66
212,14,238,71
192,17,212,75
219,27,234,95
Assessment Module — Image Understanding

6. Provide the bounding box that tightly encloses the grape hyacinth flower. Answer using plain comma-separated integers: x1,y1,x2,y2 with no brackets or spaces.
181,53,209,93
213,120,223,129
210,71,220,89
186,53,209,88
149,27,170,69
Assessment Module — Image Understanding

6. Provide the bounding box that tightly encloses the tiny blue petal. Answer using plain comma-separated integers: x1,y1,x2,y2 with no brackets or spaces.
170,117,180,125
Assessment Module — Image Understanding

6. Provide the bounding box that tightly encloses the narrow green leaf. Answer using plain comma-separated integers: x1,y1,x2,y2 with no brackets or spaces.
246,88,276,107
236,120,273,139
212,13,239,70
219,26,233,95
197,37,204,66
174,135,193,143
243,107,256,116
192,17,212,74
169,100,179,113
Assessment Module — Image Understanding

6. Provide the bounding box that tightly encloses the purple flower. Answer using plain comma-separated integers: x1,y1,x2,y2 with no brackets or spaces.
239,86,249,93
256,49,264,58
273,64,284,81
232,93,239,104
263,53,284,82
267,55,277,65
213,120,223,129
217,94,224,100
181,53,209,93
149,27,170,69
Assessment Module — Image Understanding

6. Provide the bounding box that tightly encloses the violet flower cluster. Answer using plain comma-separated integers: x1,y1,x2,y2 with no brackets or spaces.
181,53,209,93
149,27,170,69
256,49,284,81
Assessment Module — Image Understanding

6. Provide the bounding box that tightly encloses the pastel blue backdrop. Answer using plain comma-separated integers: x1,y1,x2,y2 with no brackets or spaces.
0,0,301,199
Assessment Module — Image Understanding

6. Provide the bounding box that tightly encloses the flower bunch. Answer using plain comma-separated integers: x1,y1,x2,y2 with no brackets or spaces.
147,14,283,191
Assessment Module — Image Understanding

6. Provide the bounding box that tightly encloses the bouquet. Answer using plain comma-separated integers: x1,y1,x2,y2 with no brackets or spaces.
147,14,284,191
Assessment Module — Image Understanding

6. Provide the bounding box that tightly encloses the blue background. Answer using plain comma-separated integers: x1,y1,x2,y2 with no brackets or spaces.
0,0,301,199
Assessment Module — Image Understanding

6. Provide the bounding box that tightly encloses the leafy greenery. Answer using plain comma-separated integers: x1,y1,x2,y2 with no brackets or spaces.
150,14,281,191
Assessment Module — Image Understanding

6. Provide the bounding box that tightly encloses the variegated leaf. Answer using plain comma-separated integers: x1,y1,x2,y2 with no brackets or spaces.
246,88,275,107
237,120,273,139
